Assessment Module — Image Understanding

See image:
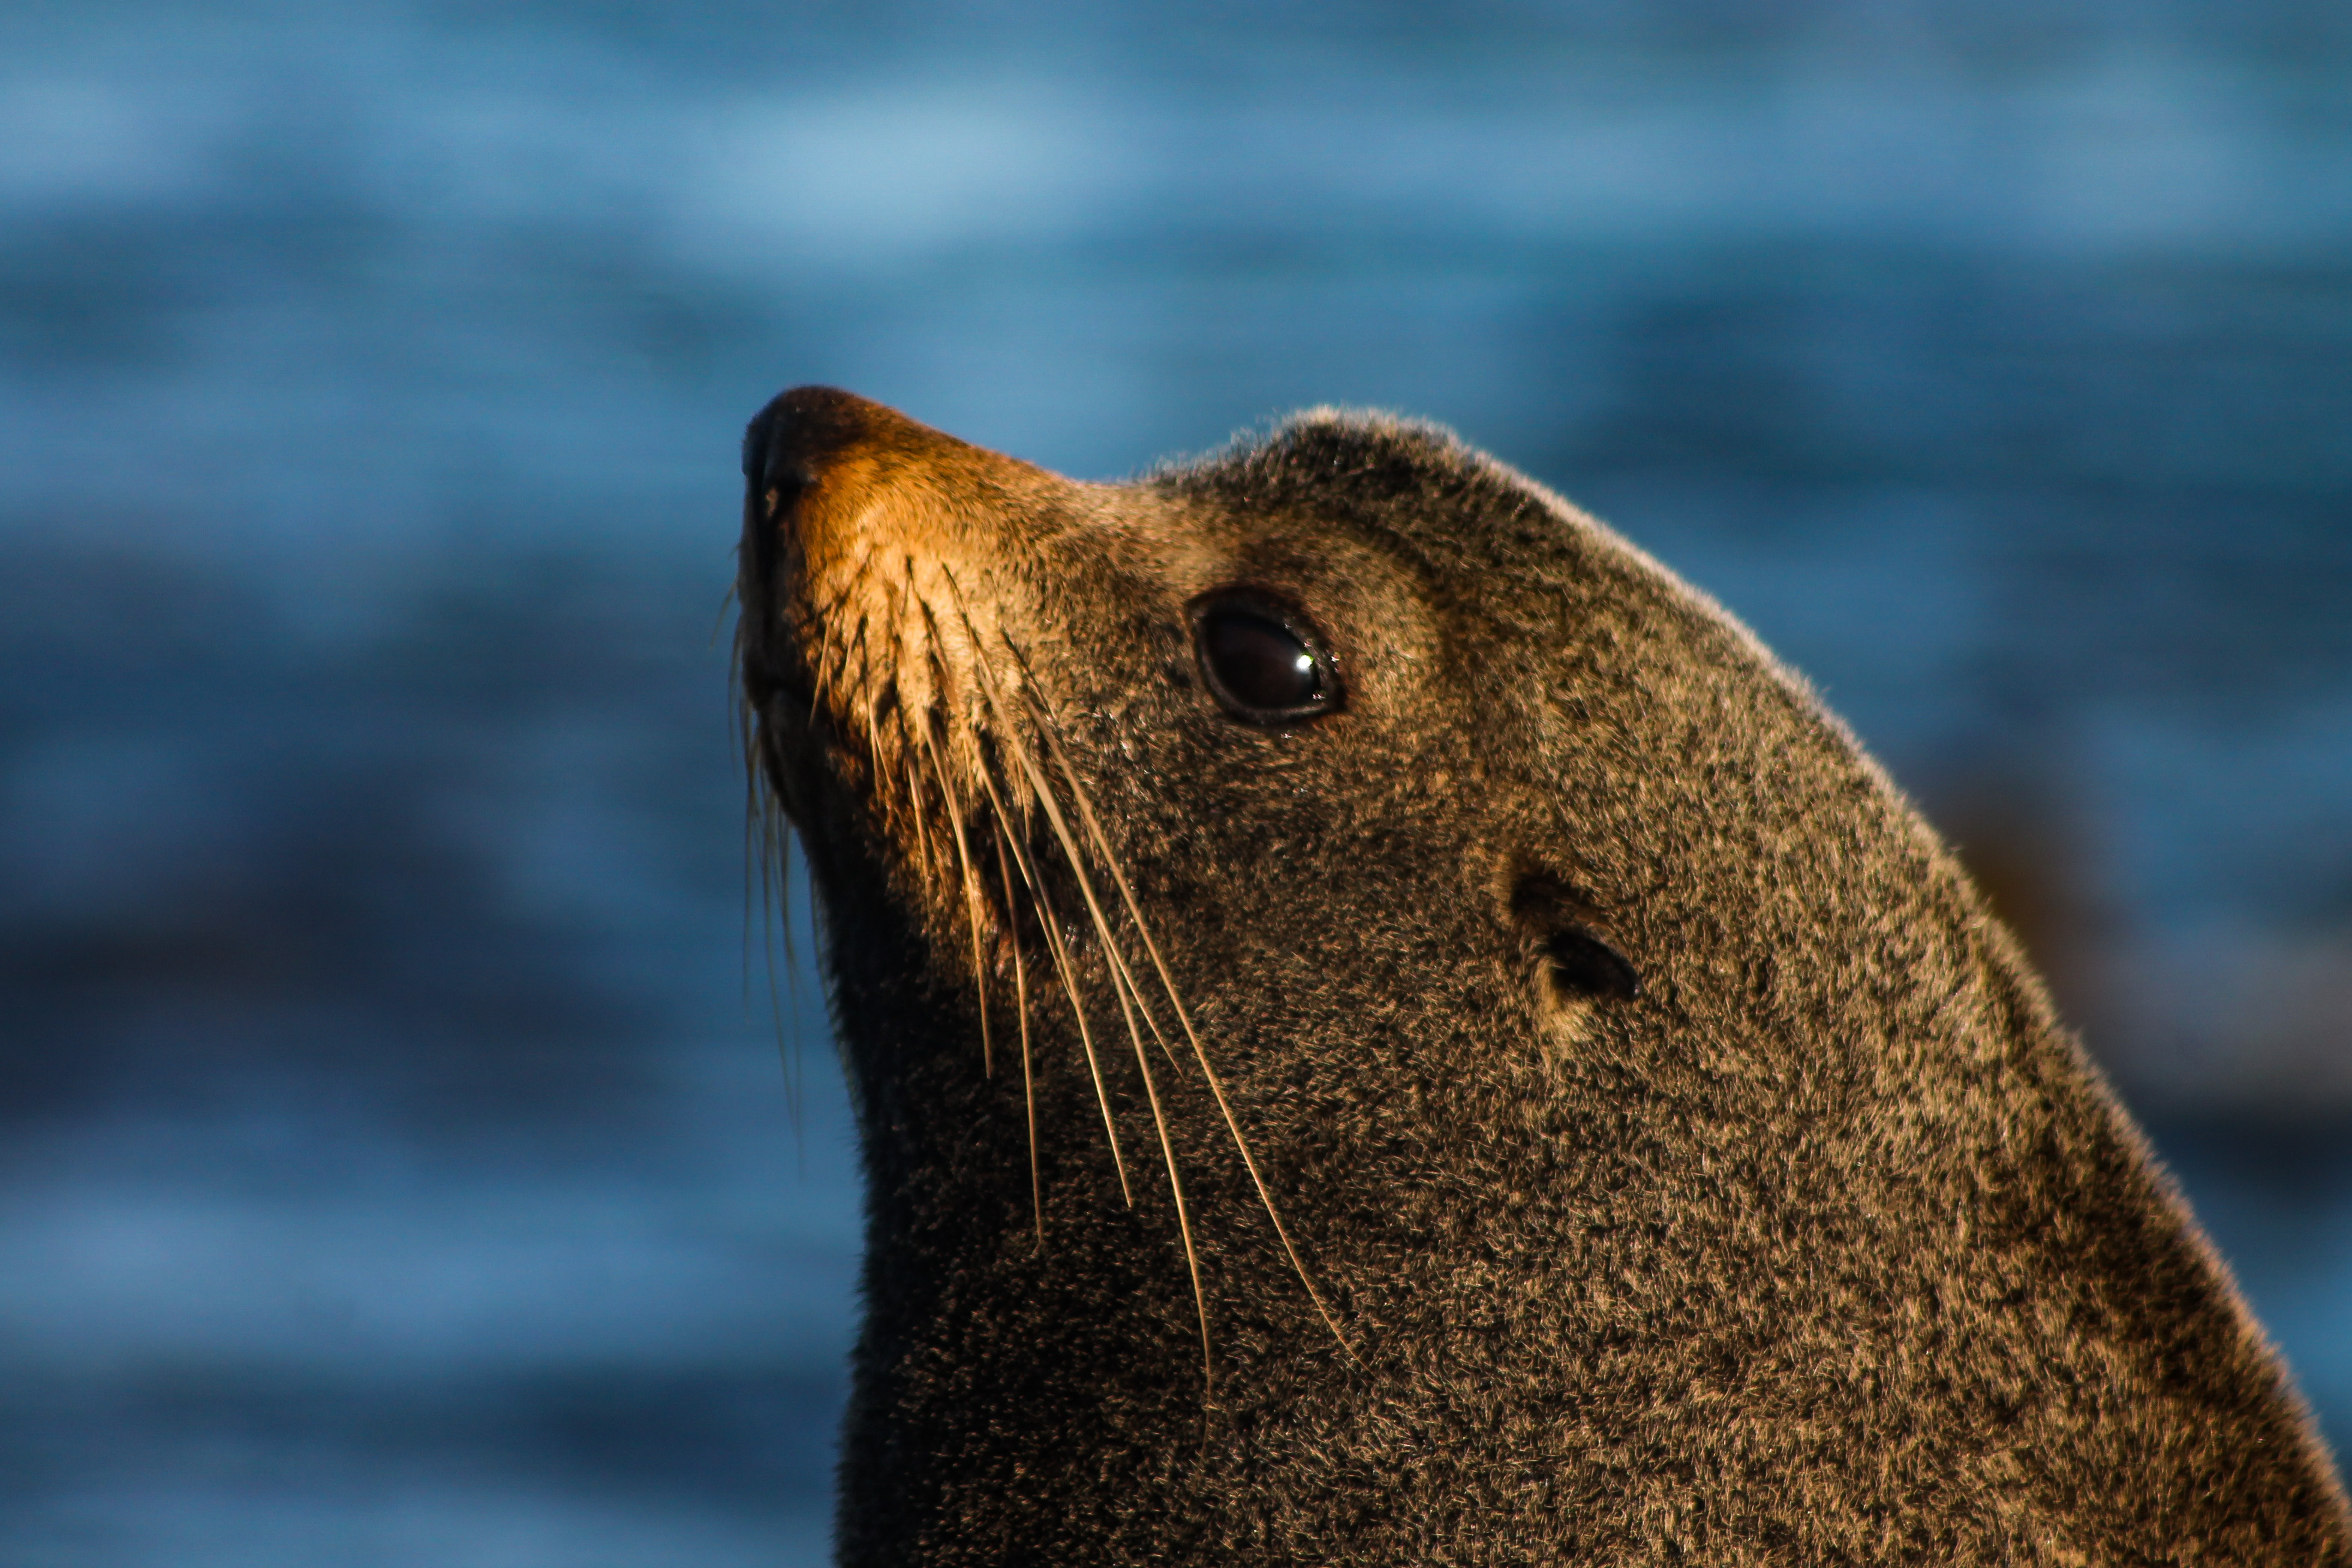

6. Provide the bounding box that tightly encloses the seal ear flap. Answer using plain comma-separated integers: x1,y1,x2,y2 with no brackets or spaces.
1507,868,1641,1028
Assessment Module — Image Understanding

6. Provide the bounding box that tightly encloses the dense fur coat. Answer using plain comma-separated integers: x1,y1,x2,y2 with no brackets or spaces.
737,387,2351,1564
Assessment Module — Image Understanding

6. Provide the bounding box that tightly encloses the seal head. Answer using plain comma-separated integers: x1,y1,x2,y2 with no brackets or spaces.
738,386,2351,1564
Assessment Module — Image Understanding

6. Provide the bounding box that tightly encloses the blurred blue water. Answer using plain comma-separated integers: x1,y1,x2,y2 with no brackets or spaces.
3,2,2348,1562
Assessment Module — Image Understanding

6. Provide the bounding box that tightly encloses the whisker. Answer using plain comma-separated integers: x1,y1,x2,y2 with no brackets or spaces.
975,749,1133,1207
937,585,1160,1221
1003,640,1362,1363
710,577,738,649
968,649,1181,1090
948,622,1219,1378
1033,739,1183,1080
798,551,880,724
807,623,846,720
1121,985,1215,1391
918,715,994,1076
763,814,802,1131
798,541,880,639
901,745,939,894
838,609,873,732
739,551,880,1134
779,550,1327,1379
738,652,804,1127
884,566,953,932
741,716,761,1012
1100,889,1216,1394
994,826,1043,1241
954,619,1220,1387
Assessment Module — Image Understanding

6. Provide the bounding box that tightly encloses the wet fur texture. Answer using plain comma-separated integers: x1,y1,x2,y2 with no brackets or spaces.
737,387,2351,1565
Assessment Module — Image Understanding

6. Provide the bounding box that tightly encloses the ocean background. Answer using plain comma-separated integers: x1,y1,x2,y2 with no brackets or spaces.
4,2,2348,1561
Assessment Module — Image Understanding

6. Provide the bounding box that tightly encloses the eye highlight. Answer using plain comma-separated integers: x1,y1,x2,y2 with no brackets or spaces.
1191,597,1341,725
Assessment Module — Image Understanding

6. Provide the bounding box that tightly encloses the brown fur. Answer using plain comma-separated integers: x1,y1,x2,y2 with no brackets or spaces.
737,386,2351,1565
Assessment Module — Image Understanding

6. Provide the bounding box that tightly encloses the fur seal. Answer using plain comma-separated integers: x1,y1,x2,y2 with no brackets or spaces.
736,386,2351,1564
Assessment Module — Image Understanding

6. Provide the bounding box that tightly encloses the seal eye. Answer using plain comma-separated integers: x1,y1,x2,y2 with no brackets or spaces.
1194,601,1338,724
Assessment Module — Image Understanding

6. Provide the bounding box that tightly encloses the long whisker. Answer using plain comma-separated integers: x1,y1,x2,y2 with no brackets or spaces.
1001,639,1361,1362
994,826,1042,1241
947,651,1221,1376
763,812,803,1131
903,745,948,905
738,661,804,1126
1001,696,1216,1384
1031,742,1182,1082
807,629,843,721
975,748,1133,1206
741,712,762,1011
883,585,931,875
942,608,1160,1061
884,564,945,949
1109,949,1215,1394
934,585,1141,1194
742,552,877,1133
801,550,880,724
950,612,1216,1369
801,542,880,639
919,715,993,1076
907,588,997,1078
843,613,883,772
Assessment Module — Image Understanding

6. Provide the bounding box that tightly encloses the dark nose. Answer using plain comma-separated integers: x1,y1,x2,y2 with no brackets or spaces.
743,384,890,495
741,386,891,586
735,384,1055,632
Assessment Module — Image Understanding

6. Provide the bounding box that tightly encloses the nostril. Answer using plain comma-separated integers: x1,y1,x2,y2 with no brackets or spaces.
740,400,820,594
742,385,880,568
763,466,814,521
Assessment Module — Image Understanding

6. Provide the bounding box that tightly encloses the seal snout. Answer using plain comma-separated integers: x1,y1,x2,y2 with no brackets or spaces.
739,384,1057,614
738,386,964,711
744,385,885,501
739,386,897,592
734,385,1071,913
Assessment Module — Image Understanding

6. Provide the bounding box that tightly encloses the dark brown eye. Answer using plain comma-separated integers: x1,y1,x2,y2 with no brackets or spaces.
1193,600,1339,724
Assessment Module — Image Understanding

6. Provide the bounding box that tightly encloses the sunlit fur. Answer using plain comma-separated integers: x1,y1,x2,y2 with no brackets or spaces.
739,387,2350,1566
